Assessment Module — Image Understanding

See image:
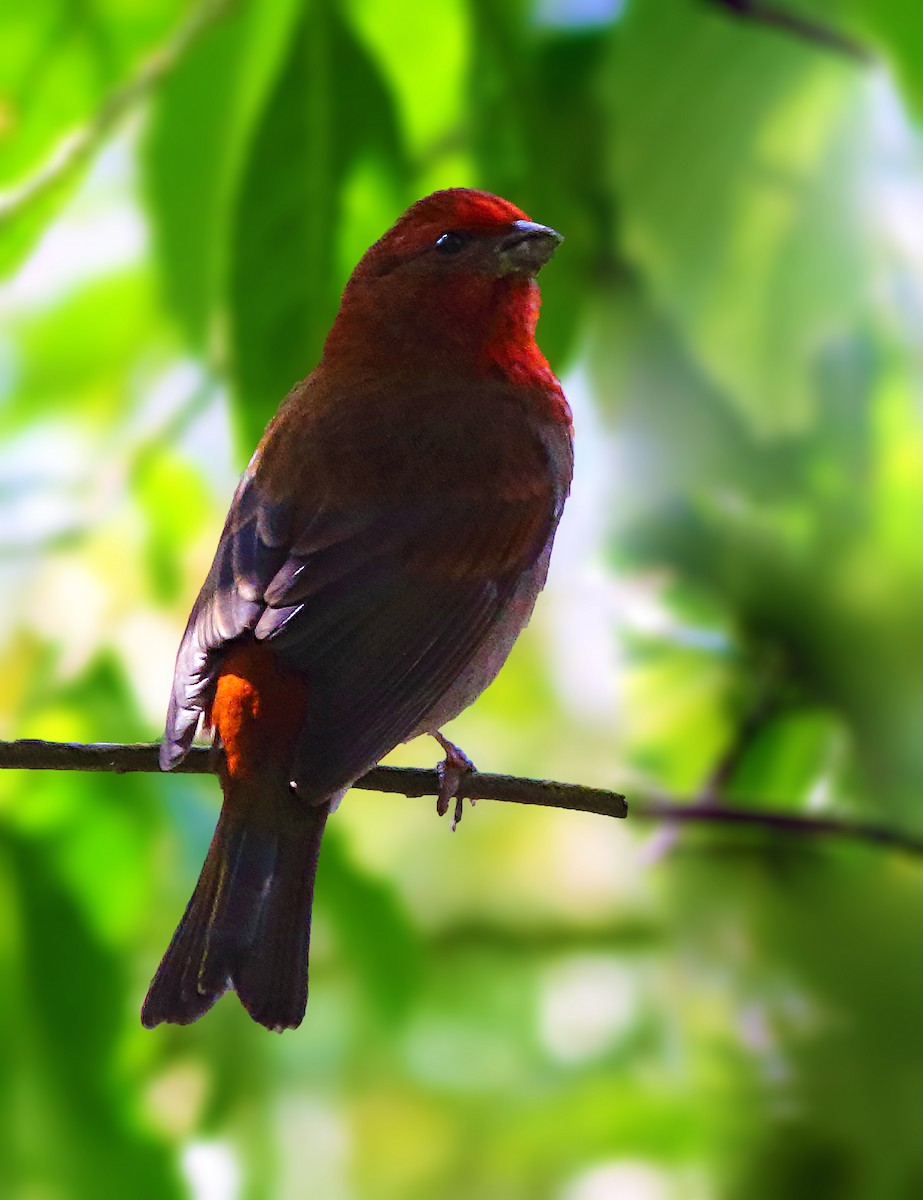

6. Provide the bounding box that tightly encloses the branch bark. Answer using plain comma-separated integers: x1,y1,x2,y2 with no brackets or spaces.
0,739,628,820
3,739,923,859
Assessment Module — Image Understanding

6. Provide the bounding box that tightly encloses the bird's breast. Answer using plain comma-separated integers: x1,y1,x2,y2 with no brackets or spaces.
410,535,555,738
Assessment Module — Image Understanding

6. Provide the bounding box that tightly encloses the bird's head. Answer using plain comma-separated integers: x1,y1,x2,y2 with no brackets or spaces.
325,189,562,382
352,189,562,282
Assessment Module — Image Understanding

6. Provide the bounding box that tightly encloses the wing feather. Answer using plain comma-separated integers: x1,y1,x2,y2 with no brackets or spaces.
161,376,572,786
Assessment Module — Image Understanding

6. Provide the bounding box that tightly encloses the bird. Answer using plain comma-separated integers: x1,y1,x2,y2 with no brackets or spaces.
141,188,573,1032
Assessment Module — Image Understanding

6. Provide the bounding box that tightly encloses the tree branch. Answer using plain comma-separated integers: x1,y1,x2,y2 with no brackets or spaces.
705,0,873,64
4,739,923,858
635,798,923,856
0,739,627,820
0,0,235,227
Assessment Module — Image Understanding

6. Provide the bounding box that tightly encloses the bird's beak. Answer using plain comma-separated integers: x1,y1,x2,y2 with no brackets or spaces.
496,220,563,276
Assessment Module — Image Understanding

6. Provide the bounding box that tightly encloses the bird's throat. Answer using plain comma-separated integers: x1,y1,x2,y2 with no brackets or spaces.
324,272,571,424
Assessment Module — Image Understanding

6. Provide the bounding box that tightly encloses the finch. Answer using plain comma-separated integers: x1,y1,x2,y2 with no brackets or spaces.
141,188,573,1031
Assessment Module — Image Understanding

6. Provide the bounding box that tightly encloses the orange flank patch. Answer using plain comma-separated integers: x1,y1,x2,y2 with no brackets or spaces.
209,643,309,780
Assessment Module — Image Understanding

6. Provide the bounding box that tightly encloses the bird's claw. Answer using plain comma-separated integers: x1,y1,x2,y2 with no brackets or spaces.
434,734,476,830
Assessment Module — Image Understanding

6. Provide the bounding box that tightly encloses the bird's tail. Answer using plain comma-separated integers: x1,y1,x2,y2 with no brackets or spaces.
141,777,329,1032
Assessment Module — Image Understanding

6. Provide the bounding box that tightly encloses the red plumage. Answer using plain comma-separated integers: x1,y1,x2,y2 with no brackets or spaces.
142,189,573,1031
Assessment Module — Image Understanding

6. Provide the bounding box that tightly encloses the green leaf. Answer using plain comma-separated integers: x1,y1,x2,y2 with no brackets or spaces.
227,1,406,449
609,0,871,435
1,271,159,432
848,0,923,117
526,31,622,367
467,10,619,366
727,708,849,807
317,829,421,1023
343,0,469,161
0,0,184,275
143,0,304,346
134,450,213,604
0,1,174,185
2,836,182,1198
622,640,736,793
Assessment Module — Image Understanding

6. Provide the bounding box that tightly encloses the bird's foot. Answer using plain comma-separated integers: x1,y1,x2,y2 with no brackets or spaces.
434,733,476,830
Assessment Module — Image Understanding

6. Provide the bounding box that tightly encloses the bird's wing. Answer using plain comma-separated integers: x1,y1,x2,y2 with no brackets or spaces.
162,379,572,795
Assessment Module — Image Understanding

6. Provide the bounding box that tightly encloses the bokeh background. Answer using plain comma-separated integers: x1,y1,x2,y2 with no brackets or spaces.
2,0,923,1196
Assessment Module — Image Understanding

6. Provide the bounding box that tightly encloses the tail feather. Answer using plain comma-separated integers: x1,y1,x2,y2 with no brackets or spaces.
142,783,329,1031
234,829,326,1030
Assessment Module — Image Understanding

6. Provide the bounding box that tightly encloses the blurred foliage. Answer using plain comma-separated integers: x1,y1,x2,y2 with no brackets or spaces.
2,0,923,1197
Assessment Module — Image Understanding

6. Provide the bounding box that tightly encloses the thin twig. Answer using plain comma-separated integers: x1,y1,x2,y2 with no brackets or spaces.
634,799,923,857
4,739,923,858
0,0,235,227
706,0,873,64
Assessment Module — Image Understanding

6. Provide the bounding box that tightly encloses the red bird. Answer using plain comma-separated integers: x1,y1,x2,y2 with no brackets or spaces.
142,189,573,1031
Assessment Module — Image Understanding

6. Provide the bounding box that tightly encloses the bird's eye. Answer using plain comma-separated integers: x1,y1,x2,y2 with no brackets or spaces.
435,231,471,255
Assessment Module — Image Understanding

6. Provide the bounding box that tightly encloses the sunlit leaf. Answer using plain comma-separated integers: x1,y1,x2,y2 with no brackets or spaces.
0,0,185,273
848,0,923,117
609,0,870,434
727,708,848,808
1,271,159,431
